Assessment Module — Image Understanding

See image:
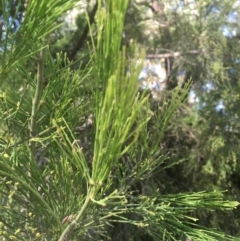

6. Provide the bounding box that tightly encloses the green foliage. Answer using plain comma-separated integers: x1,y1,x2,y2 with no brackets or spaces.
0,0,240,241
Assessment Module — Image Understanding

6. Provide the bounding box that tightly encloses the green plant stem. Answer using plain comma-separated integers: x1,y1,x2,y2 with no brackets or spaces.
58,189,93,241
29,46,46,157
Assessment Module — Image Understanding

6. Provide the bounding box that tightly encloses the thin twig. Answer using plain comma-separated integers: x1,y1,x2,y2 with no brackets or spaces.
29,46,47,157
146,50,200,58
58,189,93,241
67,1,98,61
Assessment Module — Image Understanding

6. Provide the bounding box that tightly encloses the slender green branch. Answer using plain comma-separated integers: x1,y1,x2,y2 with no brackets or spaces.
29,45,47,157
58,189,93,241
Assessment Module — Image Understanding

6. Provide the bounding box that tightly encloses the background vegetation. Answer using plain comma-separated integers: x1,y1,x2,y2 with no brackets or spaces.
0,0,240,240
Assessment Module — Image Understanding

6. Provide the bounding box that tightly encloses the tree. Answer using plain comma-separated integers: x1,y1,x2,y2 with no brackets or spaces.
123,0,240,235
0,0,239,240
